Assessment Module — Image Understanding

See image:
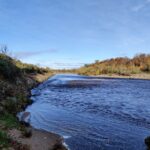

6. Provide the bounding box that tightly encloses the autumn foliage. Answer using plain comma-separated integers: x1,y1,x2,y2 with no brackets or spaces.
77,54,150,76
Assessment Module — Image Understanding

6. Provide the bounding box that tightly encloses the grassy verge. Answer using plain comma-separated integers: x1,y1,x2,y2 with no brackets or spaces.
0,130,10,148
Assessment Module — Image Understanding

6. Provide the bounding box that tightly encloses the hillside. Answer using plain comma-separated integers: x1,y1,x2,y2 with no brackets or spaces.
77,54,150,77
0,53,53,113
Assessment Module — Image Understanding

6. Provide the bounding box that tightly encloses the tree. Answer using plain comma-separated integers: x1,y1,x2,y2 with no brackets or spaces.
0,45,9,54
95,60,99,63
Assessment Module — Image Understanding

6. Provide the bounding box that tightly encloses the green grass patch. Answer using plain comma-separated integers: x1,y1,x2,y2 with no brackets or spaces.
0,113,20,129
0,130,10,148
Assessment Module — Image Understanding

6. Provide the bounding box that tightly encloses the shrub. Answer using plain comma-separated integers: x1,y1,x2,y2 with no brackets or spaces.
0,54,20,80
78,54,150,76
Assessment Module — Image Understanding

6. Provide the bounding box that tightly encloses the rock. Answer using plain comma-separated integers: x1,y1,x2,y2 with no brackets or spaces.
145,136,150,149
21,112,31,122
52,143,68,150
23,128,32,138
18,111,31,127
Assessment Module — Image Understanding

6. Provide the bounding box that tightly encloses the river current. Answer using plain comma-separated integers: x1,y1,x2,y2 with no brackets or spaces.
24,74,150,150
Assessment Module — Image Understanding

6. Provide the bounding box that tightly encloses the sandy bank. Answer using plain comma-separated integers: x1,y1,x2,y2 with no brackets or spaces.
8,128,67,150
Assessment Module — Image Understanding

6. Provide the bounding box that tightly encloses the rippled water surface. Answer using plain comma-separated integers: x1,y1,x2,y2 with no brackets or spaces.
25,74,150,150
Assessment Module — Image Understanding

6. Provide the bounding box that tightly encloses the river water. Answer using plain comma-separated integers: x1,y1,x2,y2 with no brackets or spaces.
24,74,150,150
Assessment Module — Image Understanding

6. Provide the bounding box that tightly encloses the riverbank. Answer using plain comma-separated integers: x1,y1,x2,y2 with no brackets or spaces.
93,73,150,80
8,128,67,150
0,53,67,150
1,52,149,149
0,72,67,150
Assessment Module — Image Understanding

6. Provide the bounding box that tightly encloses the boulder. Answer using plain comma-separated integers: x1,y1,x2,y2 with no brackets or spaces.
23,128,32,138
18,111,31,126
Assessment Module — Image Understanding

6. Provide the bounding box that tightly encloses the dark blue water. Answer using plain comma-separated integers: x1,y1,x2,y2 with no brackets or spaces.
25,74,150,150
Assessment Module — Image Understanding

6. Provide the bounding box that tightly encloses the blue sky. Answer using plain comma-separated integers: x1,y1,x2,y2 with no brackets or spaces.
0,0,150,69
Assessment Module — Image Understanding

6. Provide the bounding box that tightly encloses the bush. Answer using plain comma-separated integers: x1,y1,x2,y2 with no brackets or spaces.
0,51,51,81
78,54,150,76
0,54,20,80
4,97,19,114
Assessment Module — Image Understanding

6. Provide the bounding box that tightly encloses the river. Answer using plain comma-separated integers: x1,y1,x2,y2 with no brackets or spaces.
24,74,150,150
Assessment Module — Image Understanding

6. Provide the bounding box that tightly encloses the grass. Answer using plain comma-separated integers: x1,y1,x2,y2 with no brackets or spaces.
0,113,27,149
0,128,30,150
0,130,10,148
0,113,20,129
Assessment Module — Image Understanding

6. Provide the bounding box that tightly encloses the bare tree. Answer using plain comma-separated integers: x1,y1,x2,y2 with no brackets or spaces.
0,45,9,54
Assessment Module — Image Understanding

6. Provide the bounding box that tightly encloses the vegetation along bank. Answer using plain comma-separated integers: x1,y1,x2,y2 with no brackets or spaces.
0,51,67,150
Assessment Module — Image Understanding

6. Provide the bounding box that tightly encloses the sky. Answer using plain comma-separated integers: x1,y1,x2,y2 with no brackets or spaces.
0,0,150,69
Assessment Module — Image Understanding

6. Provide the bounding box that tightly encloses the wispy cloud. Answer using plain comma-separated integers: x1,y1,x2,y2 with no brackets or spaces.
132,0,150,12
14,49,58,58
52,62,84,69
37,60,85,69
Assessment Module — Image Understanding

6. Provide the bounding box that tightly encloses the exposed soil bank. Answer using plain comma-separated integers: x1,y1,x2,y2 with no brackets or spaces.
8,128,67,150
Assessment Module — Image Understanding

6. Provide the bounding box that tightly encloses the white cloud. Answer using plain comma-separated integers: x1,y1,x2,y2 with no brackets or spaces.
13,49,58,58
